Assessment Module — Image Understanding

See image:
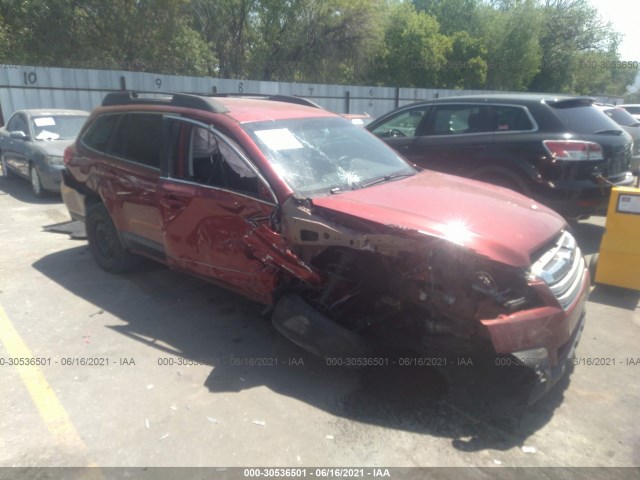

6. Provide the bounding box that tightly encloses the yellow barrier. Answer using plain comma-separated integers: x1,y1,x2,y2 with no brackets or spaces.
595,186,640,290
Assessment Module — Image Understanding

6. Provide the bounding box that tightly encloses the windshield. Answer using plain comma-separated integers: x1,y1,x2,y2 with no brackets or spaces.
243,117,416,197
30,115,88,140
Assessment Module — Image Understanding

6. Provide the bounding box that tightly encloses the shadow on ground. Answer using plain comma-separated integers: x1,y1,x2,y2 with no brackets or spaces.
0,174,63,204
571,220,604,256
33,244,569,453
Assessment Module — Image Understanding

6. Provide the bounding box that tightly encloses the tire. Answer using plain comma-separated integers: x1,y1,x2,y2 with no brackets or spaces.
85,203,139,273
29,164,46,197
588,253,599,285
1,153,15,179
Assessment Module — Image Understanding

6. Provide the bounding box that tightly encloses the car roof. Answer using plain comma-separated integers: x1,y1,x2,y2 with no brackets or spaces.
19,109,89,116
214,97,336,123
97,91,336,124
426,94,591,105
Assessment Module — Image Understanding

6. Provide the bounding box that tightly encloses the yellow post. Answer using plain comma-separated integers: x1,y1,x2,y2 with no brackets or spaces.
595,186,640,290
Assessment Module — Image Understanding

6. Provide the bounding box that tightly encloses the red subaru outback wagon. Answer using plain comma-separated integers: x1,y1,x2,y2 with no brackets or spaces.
62,91,588,403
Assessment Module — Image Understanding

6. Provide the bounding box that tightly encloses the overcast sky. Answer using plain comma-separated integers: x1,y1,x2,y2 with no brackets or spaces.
590,0,639,61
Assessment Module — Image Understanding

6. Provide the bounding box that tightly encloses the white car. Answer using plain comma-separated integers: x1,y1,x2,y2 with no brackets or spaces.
619,104,640,122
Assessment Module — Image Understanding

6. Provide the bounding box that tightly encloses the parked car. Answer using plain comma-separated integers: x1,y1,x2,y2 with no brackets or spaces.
619,104,640,122
367,95,635,219
595,104,640,170
0,109,89,196
62,91,588,404
341,113,375,126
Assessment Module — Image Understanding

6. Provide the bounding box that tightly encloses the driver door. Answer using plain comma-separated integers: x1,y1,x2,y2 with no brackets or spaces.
157,117,279,304
369,105,430,161
3,113,31,177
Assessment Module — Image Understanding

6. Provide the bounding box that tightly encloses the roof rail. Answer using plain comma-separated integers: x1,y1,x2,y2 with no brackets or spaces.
208,93,324,109
101,91,229,113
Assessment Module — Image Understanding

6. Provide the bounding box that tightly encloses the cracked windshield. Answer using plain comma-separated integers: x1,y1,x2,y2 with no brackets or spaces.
245,117,415,196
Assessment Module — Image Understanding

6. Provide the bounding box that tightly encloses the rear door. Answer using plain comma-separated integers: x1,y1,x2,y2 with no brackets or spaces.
157,117,279,303
83,112,165,254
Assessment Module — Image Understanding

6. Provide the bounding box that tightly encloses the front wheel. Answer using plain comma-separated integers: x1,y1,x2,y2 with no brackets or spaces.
1,153,15,179
30,164,46,197
85,203,139,273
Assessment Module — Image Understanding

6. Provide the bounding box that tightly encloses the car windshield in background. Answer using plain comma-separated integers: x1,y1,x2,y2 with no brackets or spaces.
551,105,623,135
243,117,415,197
603,107,640,127
30,115,87,141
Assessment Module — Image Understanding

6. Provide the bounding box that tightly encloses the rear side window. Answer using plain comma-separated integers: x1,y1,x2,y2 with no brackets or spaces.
82,114,120,152
110,113,163,168
427,105,489,135
552,105,622,134
493,106,534,131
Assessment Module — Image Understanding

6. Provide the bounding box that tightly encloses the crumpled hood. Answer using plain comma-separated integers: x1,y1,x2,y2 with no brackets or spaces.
311,170,566,267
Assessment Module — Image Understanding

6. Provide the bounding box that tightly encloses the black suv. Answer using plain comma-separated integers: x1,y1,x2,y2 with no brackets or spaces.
367,95,635,218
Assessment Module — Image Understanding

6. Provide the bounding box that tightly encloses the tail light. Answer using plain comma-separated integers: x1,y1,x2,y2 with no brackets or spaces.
543,140,604,161
63,145,74,166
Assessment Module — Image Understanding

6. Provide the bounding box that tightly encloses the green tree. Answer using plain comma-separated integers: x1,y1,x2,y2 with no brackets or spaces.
247,0,384,83
440,31,487,89
478,0,542,91
413,0,481,36
191,0,255,78
530,0,621,93
370,2,450,88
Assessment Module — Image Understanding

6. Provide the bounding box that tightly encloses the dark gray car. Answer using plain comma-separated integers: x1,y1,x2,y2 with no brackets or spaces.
0,109,89,196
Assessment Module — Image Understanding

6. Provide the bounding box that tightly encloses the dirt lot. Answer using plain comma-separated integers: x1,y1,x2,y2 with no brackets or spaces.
0,175,639,479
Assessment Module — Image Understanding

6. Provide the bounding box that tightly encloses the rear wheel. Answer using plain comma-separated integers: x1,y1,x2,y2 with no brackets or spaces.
86,203,139,273
29,164,46,197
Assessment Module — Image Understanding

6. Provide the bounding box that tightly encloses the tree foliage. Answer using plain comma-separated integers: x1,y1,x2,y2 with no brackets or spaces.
0,0,637,96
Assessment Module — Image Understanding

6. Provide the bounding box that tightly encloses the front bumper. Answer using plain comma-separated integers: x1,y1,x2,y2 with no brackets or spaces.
38,163,65,192
513,309,585,404
480,264,589,404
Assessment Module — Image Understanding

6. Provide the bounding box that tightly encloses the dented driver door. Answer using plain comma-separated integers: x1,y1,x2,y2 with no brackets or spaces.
157,118,279,304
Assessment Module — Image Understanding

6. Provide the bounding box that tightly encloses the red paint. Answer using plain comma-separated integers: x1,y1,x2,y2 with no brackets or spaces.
313,170,566,267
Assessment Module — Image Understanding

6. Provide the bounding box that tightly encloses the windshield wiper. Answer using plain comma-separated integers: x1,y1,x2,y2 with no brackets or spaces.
358,171,415,189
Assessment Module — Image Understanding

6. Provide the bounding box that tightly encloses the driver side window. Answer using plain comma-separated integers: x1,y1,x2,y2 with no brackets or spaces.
8,114,28,135
371,107,429,138
169,121,269,199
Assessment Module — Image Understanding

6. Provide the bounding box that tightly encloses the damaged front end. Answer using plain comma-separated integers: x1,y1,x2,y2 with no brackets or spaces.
245,193,588,403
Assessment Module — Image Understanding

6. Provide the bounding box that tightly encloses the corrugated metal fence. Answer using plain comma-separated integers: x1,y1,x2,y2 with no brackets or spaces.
0,64,503,123
0,64,625,124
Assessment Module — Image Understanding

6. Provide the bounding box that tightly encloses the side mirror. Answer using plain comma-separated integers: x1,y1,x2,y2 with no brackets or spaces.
10,130,30,141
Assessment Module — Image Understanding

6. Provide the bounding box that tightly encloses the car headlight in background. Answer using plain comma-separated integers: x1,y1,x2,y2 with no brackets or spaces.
45,155,64,166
